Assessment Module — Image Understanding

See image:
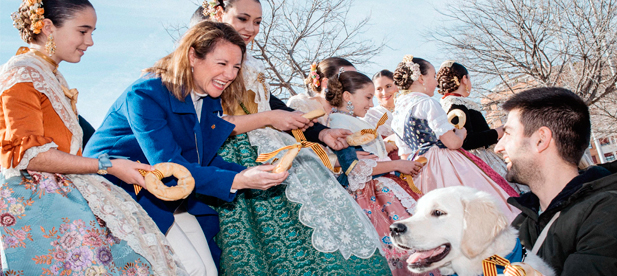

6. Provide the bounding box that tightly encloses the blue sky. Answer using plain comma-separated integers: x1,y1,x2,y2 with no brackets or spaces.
0,0,451,127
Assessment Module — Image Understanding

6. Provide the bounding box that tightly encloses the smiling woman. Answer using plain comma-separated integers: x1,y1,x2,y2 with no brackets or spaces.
0,0,188,275
83,20,291,276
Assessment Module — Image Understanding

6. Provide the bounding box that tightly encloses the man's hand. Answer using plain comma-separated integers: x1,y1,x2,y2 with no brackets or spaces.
319,128,352,150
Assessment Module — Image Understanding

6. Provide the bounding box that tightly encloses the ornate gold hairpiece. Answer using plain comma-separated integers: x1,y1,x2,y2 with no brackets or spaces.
440,60,456,69
202,0,219,17
403,55,414,63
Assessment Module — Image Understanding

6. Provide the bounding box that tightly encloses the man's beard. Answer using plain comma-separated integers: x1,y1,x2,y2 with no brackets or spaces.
505,159,540,187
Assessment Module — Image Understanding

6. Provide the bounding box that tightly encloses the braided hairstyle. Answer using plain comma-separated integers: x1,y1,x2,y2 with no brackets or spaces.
392,57,431,90
193,0,261,26
13,0,93,43
436,62,469,94
305,57,354,94
324,71,372,107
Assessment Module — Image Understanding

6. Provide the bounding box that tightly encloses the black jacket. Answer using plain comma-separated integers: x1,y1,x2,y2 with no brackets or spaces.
448,104,498,150
269,95,327,144
509,166,617,275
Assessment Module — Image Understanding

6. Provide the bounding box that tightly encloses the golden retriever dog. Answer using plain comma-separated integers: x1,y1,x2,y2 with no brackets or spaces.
390,187,554,276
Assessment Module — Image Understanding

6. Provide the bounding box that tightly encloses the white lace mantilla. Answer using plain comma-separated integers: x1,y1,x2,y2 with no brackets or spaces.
440,95,482,113
68,174,188,276
0,52,83,157
242,54,384,259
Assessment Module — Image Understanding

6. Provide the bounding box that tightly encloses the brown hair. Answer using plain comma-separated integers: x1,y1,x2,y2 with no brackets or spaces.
144,21,247,113
14,0,93,43
372,69,394,81
325,71,372,107
502,87,590,165
436,62,469,94
305,57,355,93
393,57,431,90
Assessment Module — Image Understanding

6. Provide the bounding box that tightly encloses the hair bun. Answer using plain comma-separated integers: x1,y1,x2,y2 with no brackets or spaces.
325,77,344,107
393,62,413,90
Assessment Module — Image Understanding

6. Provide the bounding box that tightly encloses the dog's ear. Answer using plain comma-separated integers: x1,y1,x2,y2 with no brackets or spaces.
460,192,508,259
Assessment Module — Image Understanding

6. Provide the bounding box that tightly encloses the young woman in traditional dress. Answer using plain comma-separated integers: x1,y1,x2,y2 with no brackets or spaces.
324,70,437,275
436,61,527,194
363,70,412,160
0,0,187,275
192,1,391,275
391,55,520,222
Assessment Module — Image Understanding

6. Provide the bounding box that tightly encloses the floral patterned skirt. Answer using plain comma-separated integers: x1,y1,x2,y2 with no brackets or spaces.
351,174,440,276
0,172,154,276
211,133,392,276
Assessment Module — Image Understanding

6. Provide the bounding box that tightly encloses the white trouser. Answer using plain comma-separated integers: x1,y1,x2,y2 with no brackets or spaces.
167,212,217,276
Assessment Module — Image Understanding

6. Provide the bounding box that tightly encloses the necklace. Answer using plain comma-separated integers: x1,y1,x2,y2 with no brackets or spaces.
30,49,58,74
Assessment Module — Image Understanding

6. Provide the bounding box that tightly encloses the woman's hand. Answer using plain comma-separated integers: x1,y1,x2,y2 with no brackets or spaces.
455,127,467,140
231,165,289,190
385,141,398,153
108,159,154,188
494,125,504,139
268,110,312,131
394,160,424,176
319,128,352,150
357,151,378,160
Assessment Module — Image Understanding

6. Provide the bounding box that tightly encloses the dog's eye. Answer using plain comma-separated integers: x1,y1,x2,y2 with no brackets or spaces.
431,210,446,217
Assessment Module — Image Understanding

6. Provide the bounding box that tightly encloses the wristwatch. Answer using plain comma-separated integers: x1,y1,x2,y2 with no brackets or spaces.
97,153,113,175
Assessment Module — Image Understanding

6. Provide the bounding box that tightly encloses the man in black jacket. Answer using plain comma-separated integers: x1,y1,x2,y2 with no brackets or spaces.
495,87,617,275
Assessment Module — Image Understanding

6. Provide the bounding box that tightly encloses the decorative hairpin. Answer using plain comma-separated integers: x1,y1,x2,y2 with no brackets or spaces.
309,62,320,87
452,76,460,86
337,67,345,79
202,0,219,17
440,60,456,69
402,55,421,81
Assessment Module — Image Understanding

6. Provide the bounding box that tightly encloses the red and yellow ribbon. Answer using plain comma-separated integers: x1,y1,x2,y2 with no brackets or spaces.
482,255,526,276
358,112,389,137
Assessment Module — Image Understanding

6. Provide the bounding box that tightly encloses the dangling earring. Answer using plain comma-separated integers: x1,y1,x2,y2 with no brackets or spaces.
251,41,254,51
46,33,56,57
346,101,354,116
191,67,194,73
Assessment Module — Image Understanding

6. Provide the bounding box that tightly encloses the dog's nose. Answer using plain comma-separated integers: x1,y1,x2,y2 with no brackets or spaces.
390,223,407,236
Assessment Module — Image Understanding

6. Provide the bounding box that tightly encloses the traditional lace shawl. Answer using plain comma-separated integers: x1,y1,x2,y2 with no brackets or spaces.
0,53,188,276
440,95,483,113
242,53,384,259
392,92,454,140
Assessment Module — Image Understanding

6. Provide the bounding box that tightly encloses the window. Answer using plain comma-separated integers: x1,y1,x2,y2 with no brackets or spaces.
605,153,616,162
600,138,611,147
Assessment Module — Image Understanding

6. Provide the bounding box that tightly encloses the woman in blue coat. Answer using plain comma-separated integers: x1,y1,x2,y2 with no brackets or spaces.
84,21,288,275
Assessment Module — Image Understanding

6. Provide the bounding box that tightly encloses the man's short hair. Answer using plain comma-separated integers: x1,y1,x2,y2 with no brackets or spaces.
502,87,590,165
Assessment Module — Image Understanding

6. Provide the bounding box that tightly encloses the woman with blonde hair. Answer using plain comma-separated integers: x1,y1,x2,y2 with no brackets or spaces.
85,21,289,275
191,1,391,275
1,0,187,274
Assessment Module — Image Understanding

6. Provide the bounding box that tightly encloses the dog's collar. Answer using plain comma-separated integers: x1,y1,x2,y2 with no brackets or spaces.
450,239,525,276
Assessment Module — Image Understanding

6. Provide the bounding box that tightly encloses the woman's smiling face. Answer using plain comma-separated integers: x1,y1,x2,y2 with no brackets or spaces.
374,76,398,107
219,0,262,44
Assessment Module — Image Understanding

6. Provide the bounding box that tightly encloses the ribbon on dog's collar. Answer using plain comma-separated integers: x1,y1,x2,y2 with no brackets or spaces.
482,238,526,276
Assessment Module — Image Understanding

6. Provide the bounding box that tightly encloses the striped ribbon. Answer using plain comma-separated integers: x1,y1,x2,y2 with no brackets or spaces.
133,161,165,196
399,173,423,195
254,129,338,173
483,255,526,276
358,112,389,137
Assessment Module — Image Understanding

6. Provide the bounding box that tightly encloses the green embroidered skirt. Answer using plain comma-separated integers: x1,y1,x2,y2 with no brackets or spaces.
212,133,391,276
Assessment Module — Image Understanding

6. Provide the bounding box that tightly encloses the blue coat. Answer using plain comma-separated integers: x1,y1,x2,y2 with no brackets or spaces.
84,76,245,265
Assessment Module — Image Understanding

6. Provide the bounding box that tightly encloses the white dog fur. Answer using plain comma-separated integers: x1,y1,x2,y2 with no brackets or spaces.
390,187,554,276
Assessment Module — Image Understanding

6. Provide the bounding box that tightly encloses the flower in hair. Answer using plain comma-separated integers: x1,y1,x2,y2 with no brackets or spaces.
402,55,421,81
202,0,219,18
309,62,320,87
12,0,45,34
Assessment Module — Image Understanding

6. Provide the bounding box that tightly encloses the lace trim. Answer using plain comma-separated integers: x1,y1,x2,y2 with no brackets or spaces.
1,142,57,178
348,159,377,192
68,174,188,276
440,96,482,113
247,128,384,259
242,54,270,112
377,176,417,215
0,53,83,155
